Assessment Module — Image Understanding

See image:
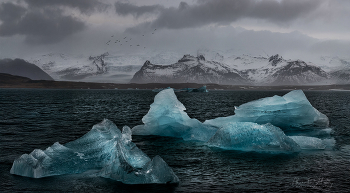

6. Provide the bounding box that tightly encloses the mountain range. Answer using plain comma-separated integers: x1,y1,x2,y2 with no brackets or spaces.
26,52,182,83
15,51,350,85
131,54,340,85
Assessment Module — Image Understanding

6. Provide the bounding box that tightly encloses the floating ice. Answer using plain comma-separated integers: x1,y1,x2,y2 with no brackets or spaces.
132,89,217,141
204,90,329,130
10,119,179,184
289,136,335,150
207,122,301,153
178,86,208,93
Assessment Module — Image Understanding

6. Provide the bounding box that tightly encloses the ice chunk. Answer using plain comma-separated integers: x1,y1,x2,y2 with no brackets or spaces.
207,122,301,153
204,90,329,130
132,89,217,141
289,136,335,150
191,86,208,93
10,119,179,184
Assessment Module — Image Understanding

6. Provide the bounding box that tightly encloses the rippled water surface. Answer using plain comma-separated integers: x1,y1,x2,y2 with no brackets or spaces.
1,89,350,192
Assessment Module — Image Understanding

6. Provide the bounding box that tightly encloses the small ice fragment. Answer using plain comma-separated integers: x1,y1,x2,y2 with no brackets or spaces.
289,136,335,150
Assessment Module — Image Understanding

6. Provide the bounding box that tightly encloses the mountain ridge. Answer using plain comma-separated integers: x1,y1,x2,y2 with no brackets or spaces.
22,51,350,85
131,54,332,85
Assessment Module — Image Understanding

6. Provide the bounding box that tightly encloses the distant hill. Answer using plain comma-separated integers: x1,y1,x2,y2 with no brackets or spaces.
0,73,31,84
0,58,53,80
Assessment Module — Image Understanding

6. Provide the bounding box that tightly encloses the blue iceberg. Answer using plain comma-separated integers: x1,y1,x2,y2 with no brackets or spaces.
132,89,333,153
10,119,179,184
204,90,329,130
132,89,217,142
207,122,301,153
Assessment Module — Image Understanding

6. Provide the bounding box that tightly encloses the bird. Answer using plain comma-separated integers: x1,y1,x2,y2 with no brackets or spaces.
142,35,144,36
130,38,132,40
111,35,114,37
137,45,140,46
124,37,127,39
154,29,157,31
152,33,154,34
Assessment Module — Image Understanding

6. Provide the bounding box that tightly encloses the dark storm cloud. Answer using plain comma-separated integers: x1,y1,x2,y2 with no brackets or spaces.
26,0,109,14
0,0,108,45
118,0,322,32
0,2,26,26
115,2,163,18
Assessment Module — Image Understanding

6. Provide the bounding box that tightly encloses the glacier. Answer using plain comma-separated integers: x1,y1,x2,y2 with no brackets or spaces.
204,90,329,130
10,119,179,184
132,88,217,142
207,122,301,153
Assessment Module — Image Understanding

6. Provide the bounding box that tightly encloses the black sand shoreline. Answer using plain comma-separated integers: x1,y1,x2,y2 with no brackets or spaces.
1,73,350,91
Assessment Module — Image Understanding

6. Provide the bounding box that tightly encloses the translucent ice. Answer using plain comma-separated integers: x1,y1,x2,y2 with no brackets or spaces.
204,90,329,130
10,119,179,184
207,122,301,153
132,89,217,141
289,136,335,150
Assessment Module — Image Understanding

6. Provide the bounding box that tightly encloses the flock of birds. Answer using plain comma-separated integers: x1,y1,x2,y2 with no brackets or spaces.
105,29,157,49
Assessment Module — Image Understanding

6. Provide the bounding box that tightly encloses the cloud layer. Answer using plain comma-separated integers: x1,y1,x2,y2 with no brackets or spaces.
0,0,108,45
117,0,322,32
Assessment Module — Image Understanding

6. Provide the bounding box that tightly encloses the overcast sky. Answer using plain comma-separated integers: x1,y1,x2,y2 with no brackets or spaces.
0,0,349,59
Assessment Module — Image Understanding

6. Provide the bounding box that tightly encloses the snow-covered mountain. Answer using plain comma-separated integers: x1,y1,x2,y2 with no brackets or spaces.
28,53,104,81
131,55,246,84
131,54,330,85
25,51,183,83
239,55,329,85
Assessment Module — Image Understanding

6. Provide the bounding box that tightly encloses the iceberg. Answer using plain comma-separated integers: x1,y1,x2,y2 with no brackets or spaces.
289,136,335,150
132,89,217,142
204,90,329,130
207,122,301,153
10,119,179,184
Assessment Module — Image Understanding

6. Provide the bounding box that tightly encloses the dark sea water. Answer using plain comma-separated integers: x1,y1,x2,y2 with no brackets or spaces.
1,89,350,192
